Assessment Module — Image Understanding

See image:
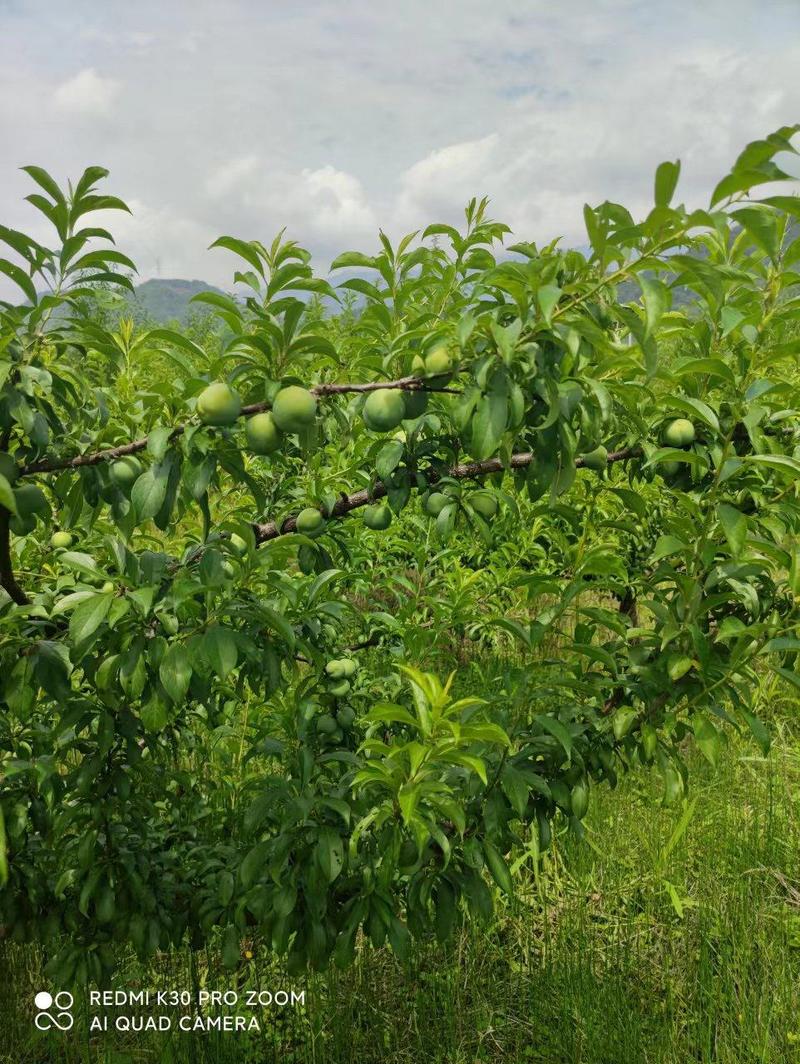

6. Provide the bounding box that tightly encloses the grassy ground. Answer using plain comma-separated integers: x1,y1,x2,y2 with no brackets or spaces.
2,692,799,1064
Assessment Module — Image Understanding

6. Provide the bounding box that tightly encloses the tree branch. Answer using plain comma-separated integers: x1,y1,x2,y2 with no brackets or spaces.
19,375,456,477
0,508,28,605
0,426,28,605
253,447,639,543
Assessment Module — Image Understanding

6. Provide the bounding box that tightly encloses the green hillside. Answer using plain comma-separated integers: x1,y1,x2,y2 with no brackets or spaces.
126,278,225,323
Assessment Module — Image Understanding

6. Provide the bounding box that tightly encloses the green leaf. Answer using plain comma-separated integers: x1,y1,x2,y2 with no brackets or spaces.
221,925,240,970
140,698,168,733
744,454,800,477
329,251,377,270
637,275,670,338
240,841,270,887
535,715,573,760
469,387,508,460
668,395,719,434
645,448,708,471
147,328,207,366
259,606,296,650
770,666,800,695
654,160,680,207
316,827,344,883
131,465,168,522
491,314,521,366
387,917,411,962
710,164,791,208
672,357,735,384
718,503,747,559
652,535,687,561
0,474,18,515
667,654,694,682
500,764,529,817
0,806,7,888
147,426,173,462
719,309,745,340
210,236,265,277
693,714,721,768
203,626,238,679
0,259,37,304
190,290,243,317
376,440,404,480
159,644,192,703
364,703,418,728
69,592,113,644
740,709,770,755
536,285,562,325
21,164,65,204
483,839,513,893
732,206,780,261
67,249,137,275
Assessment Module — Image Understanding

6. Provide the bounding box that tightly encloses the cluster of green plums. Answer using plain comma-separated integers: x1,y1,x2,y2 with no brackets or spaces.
360,344,455,434
193,347,454,459
660,418,697,481
305,657,359,743
313,703,357,745
323,656,358,697
196,381,318,456
421,485,499,520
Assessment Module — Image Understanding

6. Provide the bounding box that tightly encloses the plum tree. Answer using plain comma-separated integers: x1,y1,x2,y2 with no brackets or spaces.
0,131,799,985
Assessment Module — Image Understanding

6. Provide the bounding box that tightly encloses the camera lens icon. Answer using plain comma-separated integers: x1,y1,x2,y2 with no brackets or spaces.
34,990,74,1031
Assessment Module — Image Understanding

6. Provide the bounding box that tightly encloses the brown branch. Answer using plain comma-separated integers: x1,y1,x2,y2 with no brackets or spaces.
0,508,28,605
0,426,28,605
254,447,639,543
601,588,639,715
19,375,456,477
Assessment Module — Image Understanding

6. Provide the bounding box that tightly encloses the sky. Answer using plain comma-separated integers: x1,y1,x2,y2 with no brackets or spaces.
1,0,799,292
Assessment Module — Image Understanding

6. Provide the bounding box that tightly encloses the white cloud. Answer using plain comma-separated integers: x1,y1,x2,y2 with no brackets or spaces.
205,155,260,198
0,0,797,297
397,135,500,225
392,42,800,249
203,159,377,255
94,198,216,281
286,166,377,240
53,68,120,116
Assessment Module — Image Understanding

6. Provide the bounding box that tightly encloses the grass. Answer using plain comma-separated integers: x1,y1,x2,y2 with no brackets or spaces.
2,703,799,1063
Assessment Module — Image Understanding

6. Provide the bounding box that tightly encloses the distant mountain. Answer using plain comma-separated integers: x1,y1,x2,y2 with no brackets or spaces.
125,278,225,324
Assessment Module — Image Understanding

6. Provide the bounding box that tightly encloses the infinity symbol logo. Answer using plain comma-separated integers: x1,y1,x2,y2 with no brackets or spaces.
34,991,74,1031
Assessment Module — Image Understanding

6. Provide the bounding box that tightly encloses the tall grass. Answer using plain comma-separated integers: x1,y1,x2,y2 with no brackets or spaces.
2,707,799,1064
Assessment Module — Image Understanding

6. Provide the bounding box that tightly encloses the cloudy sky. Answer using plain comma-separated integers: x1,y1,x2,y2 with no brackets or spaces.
1,0,799,290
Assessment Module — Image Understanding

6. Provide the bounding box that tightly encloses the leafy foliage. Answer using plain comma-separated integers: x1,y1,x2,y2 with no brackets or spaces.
1,129,800,983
